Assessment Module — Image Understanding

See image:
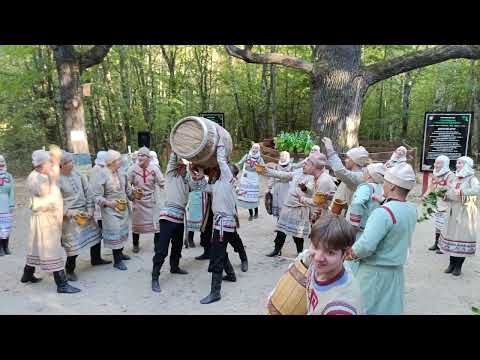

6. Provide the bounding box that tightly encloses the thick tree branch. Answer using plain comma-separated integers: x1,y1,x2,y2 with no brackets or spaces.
225,45,313,73
79,45,112,72
365,45,480,85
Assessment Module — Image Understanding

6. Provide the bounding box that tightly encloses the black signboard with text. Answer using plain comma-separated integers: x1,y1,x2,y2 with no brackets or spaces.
421,112,473,172
199,112,225,128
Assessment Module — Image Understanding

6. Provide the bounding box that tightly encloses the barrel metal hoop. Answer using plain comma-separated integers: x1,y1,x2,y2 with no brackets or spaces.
267,299,282,315
288,263,307,288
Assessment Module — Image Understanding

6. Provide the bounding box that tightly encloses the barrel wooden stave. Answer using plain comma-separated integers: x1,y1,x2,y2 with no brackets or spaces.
170,116,232,168
267,259,308,315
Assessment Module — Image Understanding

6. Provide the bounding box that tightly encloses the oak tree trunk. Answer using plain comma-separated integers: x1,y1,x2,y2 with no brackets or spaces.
310,46,367,150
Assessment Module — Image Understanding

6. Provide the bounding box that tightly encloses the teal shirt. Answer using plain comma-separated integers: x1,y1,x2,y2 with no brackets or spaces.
0,172,15,212
352,200,417,267
346,182,382,233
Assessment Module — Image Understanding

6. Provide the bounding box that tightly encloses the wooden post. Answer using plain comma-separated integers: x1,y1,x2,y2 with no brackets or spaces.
422,171,429,195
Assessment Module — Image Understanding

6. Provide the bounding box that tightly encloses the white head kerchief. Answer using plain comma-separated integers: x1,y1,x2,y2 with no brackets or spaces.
346,146,370,167
456,156,475,178
433,155,451,177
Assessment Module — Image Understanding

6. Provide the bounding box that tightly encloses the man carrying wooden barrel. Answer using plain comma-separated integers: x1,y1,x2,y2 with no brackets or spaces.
151,152,192,293
127,146,165,254
189,139,243,304
321,137,370,211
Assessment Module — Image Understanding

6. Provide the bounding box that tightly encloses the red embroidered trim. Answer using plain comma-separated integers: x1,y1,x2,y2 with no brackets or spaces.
380,205,397,224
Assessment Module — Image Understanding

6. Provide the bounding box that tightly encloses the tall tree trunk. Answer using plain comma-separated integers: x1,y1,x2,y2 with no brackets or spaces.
310,46,367,149
226,56,245,142
401,72,413,139
270,45,277,136
50,45,111,153
119,46,132,147
471,60,479,162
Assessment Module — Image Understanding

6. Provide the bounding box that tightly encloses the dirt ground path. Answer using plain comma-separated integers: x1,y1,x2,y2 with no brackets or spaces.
1,176,479,315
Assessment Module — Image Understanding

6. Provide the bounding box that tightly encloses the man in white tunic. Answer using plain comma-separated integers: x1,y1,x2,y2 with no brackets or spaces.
127,146,165,253
151,152,192,293
21,149,81,294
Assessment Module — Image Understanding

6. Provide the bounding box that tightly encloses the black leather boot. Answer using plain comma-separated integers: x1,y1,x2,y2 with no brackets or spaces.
222,257,237,282
294,237,304,254
452,257,465,276
170,253,188,274
132,233,140,253
113,249,127,271
429,233,440,251
65,255,78,282
90,243,111,266
253,207,259,219
4,237,11,255
248,209,253,221
188,231,195,248
200,272,222,304
0,239,5,256
20,265,42,283
53,270,81,294
196,246,211,260
444,256,455,274
240,257,248,272
267,232,285,257
151,265,161,293
120,248,131,261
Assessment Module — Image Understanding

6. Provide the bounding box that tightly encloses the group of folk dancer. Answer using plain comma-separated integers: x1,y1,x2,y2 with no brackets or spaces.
0,135,478,313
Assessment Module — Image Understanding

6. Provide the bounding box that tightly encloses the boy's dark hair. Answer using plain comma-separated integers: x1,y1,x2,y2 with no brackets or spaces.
310,214,355,252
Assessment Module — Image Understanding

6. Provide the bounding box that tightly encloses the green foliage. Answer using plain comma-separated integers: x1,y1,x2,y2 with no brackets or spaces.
417,189,448,222
274,130,314,155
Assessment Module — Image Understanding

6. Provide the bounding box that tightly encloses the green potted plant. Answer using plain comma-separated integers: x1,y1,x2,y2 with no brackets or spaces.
273,130,315,160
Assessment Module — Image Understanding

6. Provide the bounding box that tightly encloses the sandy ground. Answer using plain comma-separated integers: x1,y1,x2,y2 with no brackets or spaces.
0,176,479,315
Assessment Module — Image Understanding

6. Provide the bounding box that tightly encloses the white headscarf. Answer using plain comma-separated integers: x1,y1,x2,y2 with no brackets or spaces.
391,146,407,162
279,151,291,166
150,150,159,167
138,146,151,158
32,150,51,168
95,151,107,167
456,156,475,178
249,143,261,159
433,155,451,177
365,163,385,184
346,146,370,167
310,145,320,156
105,150,121,166
0,155,6,173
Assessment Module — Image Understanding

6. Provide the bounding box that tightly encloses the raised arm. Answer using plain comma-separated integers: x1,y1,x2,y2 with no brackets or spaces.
236,153,248,168
166,152,179,175
264,167,293,182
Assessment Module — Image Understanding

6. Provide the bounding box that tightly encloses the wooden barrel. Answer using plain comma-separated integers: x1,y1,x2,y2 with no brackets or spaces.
170,116,233,168
267,259,308,315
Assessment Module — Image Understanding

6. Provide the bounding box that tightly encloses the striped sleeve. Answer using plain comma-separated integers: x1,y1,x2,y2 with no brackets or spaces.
321,301,358,315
